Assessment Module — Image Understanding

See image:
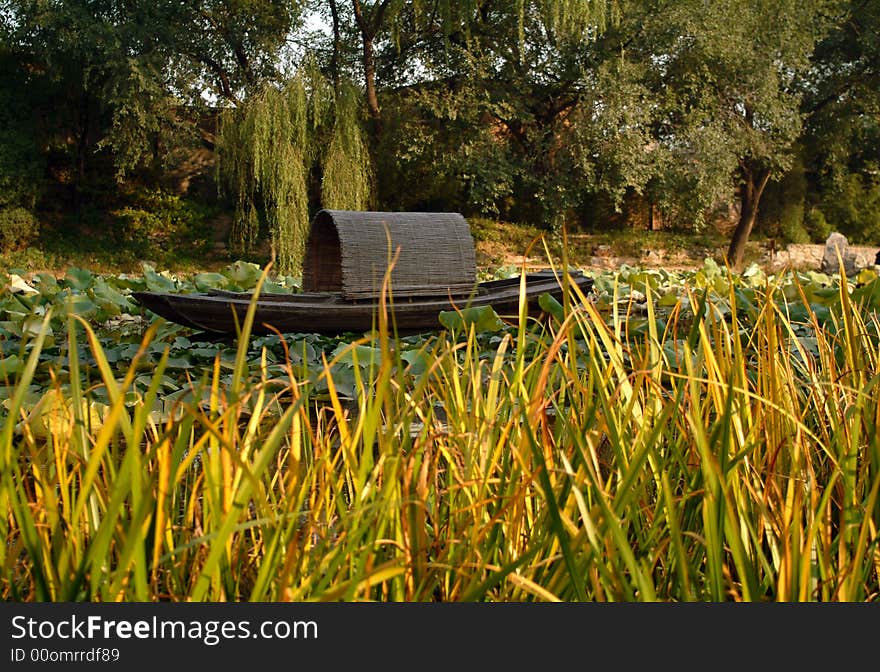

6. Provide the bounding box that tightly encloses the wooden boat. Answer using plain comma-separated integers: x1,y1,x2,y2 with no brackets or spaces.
133,271,593,335
133,210,594,335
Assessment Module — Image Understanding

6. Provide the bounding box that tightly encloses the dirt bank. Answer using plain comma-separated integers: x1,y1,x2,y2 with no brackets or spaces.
476,230,879,275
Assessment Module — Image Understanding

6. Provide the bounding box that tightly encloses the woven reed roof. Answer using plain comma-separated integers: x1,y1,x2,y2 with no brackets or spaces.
302,210,477,299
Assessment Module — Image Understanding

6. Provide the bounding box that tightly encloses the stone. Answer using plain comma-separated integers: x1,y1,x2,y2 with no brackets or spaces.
640,249,663,265
820,232,860,276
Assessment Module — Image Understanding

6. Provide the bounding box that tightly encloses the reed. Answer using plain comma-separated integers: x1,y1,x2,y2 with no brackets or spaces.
2,268,878,601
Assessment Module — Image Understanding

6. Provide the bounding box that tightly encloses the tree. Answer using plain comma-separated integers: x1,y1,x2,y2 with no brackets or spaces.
801,0,880,242
2,0,146,185
351,0,391,132
216,62,373,274
0,42,43,211
152,0,303,105
1,0,303,189
621,0,826,267
354,0,625,223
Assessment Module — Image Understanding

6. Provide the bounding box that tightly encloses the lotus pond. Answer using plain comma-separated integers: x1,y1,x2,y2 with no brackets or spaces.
1,258,879,601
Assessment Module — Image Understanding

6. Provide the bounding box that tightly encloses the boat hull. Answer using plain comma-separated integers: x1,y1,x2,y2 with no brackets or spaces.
132,271,593,335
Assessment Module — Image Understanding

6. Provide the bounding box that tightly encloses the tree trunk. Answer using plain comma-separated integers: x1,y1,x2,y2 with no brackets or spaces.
352,0,385,139
362,35,381,127
329,0,342,91
726,164,771,270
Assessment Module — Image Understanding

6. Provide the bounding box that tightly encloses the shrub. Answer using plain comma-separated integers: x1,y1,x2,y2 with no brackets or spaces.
112,188,216,255
817,172,880,243
0,245,54,271
804,207,832,241
779,202,810,244
0,206,39,252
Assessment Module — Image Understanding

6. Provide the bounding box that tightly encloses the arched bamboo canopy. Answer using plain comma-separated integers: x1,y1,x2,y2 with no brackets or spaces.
302,210,477,299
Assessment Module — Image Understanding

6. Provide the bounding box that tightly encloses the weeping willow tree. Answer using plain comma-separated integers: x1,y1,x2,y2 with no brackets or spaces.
408,0,620,38
535,0,620,43
321,80,374,212
217,62,373,275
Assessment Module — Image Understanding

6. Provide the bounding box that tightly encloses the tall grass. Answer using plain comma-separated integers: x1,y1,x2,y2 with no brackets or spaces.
1,268,878,601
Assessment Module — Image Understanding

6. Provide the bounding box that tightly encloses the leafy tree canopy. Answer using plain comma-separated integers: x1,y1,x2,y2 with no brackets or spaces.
1,0,877,267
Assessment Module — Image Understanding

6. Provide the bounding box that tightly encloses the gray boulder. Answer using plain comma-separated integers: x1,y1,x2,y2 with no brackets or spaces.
821,232,860,276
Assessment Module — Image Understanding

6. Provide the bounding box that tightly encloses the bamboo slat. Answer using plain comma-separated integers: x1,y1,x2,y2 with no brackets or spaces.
302,209,477,299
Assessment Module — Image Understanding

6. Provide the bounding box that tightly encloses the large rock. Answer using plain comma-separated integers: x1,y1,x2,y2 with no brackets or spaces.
767,241,878,272
821,232,860,276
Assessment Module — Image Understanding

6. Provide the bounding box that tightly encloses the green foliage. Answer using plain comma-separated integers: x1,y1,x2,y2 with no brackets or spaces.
632,0,821,234
217,63,373,275
761,158,811,243
804,0,880,175
0,246,54,272
99,58,199,182
373,0,825,239
110,188,216,255
438,305,506,333
377,84,518,216
1,0,305,188
2,2,168,185
569,59,657,215
218,62,372,273
8,188,225,274
536,0,621,41
804,207,833,242
218,71,317,274
1,0,879,257
814,171,880,244
321,81,375,211
779,202,810,244
0,207,39,252
369,2,630,226
801,1,880,244
0,47,43,210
